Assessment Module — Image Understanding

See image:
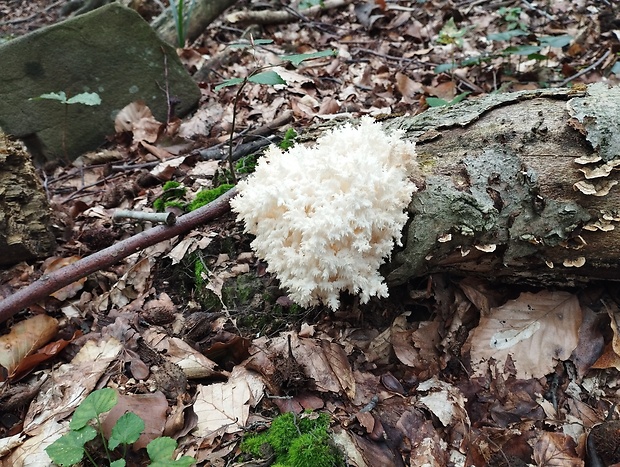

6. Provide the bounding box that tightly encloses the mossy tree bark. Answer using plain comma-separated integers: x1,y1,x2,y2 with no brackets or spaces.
0,133,56,266
377,85,620,287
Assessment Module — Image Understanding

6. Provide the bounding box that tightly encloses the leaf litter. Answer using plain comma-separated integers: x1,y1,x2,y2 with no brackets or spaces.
2,1,620,466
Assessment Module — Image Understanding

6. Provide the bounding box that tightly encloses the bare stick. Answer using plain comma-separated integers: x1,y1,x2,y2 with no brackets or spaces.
558,50,611,87
113,210,177,226
0,188,237,324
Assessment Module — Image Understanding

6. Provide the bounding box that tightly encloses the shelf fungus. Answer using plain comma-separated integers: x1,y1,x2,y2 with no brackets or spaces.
573,180,618,197
578,159,620,179
583,220,615,232
563,257,586,268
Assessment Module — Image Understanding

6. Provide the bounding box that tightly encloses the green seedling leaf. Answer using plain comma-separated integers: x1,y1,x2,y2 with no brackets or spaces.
248,70,286,86
487,29,528,41
108,412,145,451
462,55,491,66
30,91,101,106
147,437,196,467
66,92,102,106
426,97,448,107
111,460,126,467
538,34,572,48
229,39,274,49
502,45,541,56
282,49,337,66
434,63,458,73
426,92,470,108
45,426,97,466
214,77,246,91
32,91,68,102
450,92,471,105
70,388,118,430
528,53,548,61
300,0,323,8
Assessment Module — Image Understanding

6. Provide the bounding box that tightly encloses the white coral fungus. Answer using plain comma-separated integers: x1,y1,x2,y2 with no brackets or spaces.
230,117,417,310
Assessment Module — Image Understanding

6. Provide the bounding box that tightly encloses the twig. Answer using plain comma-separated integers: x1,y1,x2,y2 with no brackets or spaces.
196,136,277,161
0,188,237,324
61,173,125,204
226,0,353,25
158,46,174,124
111,161,160,171
557,50,611,87
113,210,176,225
520,0,555,21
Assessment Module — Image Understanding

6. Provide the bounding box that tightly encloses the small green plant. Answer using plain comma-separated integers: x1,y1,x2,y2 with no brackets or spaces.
30,91,101,162
153,181,187,212
215,38,337,182
486,7,572,74
170,0,197,47
435,17,470,74
241,412,343,467
45,388,195,467
279,128,298,151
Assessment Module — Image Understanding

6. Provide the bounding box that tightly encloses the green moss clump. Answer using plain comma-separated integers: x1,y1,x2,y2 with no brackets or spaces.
241,412,343,467
236,154,259,174
153,181,187,212
188,184,235,211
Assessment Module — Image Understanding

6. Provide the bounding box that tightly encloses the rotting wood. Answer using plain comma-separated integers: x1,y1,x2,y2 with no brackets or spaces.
0,133,56,266
383,84,620,286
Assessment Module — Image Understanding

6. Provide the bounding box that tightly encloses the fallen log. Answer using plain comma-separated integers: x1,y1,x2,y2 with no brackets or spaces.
383,84,620,286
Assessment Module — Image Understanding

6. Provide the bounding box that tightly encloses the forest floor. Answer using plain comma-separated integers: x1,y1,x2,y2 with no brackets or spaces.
2,1,620,466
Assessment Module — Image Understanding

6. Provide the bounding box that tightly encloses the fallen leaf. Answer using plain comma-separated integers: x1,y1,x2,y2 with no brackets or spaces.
466,291,582,379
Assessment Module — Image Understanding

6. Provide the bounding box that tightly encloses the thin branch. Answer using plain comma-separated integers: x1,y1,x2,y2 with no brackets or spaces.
113,210,177,225
558,50,611,87
0,189,237,324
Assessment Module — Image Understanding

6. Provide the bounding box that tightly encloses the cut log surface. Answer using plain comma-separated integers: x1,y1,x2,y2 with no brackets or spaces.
382,85,620,286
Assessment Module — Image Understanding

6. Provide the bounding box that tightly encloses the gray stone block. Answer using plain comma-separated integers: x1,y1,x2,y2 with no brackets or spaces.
0,3,201,163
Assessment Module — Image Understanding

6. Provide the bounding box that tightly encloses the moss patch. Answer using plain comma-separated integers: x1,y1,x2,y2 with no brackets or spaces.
241,412,343,467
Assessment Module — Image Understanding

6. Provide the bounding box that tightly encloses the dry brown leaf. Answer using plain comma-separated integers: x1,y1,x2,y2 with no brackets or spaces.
23,337,123,434
42,256,86,301
143,329,221,380
590,342,620,371
321,340,356,400
114,101,154,132
194,366,264,435
0,315,58,379
466,291,582,379
9,331,79,382
395,71,422,101
416,377,470,429
530,432,583,466
291,334,343,393
391,314,442,379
